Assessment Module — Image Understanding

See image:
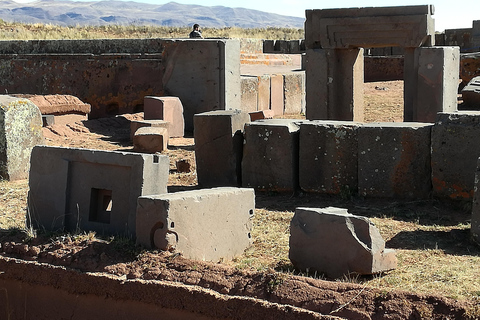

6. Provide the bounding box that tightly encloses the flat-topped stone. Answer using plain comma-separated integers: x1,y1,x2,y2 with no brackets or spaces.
130,119,169,141
133,126,169,153
143,96,184,138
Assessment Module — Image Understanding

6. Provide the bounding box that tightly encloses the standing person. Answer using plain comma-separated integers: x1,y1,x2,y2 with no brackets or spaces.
189,24,203,38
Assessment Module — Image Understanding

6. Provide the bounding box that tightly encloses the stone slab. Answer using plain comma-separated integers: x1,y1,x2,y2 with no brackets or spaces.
283,72,305,115
136,187,254,262
28,146,169,236
194,110,250,187
240,76,258,113
431,112,480,199
242,119,301,191
358,122,433,198
299,120,361,195
0,95,44,180
133,126,168,153
270,74,284,116
289,207,397,278
257,75,270,111
143,96,184,138
249,110,274,121
130,120,169,141
12,94,91,115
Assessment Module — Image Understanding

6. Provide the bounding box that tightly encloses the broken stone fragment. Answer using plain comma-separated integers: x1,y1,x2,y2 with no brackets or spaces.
289,206,397,278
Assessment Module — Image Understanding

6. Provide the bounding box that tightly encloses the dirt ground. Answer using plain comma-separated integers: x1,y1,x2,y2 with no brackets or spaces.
1,81,479,319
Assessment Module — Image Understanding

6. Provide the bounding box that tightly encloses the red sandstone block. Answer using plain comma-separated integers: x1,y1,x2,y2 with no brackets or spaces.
249,110,275,121
257,75,270,111
133,127,169,153
270,74,284,116
144,96,184,138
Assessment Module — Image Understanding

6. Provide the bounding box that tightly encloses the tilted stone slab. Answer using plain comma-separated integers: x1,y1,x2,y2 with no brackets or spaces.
194,110,250,187
289,207,397,278
431,112,480,199
242,119,300,191
471,157,480,245
299,120,360,194
0,95,44,180
358,122,433,198
305,5,434,49
143,96,184,138
133,126,168,153
28,146,169,236
136,187,254,262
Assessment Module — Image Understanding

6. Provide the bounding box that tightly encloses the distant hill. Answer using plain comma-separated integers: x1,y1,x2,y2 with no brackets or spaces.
0,0,305,28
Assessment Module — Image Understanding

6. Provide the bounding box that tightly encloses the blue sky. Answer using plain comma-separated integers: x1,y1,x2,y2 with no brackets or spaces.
13,0,480,32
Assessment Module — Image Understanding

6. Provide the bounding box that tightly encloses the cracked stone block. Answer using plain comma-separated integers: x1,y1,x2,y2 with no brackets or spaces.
299,120,360,194
431,112,480,199
133,126,169,153
358,122,432,198
0,95,44,180
242,119,301,192
143,96,184,138
289,207,397,278
28,146,169,236
194,110,250,187
136,187,255,262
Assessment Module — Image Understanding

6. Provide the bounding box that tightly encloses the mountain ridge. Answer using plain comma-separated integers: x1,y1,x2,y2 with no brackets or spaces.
0,0,305,28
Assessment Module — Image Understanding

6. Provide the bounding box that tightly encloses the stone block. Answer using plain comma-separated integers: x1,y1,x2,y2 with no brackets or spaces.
358,122,432,198
284,72,305,114
130,120,169,141
133,127,168,153
12,94,91,116
194,110,250,187
143,96,184,138
28,146,169,236
462,76,480,108
270,74,284,116
257,75,271,111
289,207,397,278
305,5,434,49
240,76,258,113
299,120,360,194
263,40,275,53
136,187,254,261
472,157,480,245
0,96,44,181
249,110,274,121
242,119,300,191
431,112,480,199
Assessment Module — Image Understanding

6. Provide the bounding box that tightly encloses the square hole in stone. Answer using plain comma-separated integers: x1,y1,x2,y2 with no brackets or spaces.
89,188,112,224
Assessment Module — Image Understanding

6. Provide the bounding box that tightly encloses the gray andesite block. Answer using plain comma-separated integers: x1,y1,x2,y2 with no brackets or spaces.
471,157,480,245
242,119,301,191
358,122,433,198
240,76,258,113
431,112,480,199
28,146,169,236
194,110,250,187
136,187,254,262
289,207,397,278
283,72,305,115
299,120,360,194
0,95,44,180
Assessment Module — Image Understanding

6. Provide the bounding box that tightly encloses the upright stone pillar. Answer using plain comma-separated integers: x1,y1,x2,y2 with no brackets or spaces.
472,20,480,51
305,48,364,122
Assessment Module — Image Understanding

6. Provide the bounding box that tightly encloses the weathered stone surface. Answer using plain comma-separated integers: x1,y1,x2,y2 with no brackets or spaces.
0,95,44,180
358,122,432,198
270,74,284,116
283,72,305,115
240,76,258,113
130,119,169,141
242,119,300,191
133,126,168,153
462,76,480,108
136,187,254,262
143,96,184,138
305,5,434,49
471,157,480,245
194,110,250,187
299,120,360,194
28,146,169,236
431,112,480,199
249,110,274,121
289,207,397,278
460,52,480,85
12,94,91,115
257,75,270,111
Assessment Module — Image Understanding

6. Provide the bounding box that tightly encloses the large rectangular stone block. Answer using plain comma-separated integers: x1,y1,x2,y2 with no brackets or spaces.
270,74,284,116
299,120,360,194
194,110,250,187
0,96,44,180
431,112,480,199
358,122,432,198
240,76,258,113
283,72,305,115
242,119,300,191
28,146,169,236
136,187,254,262
143,96,184,138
